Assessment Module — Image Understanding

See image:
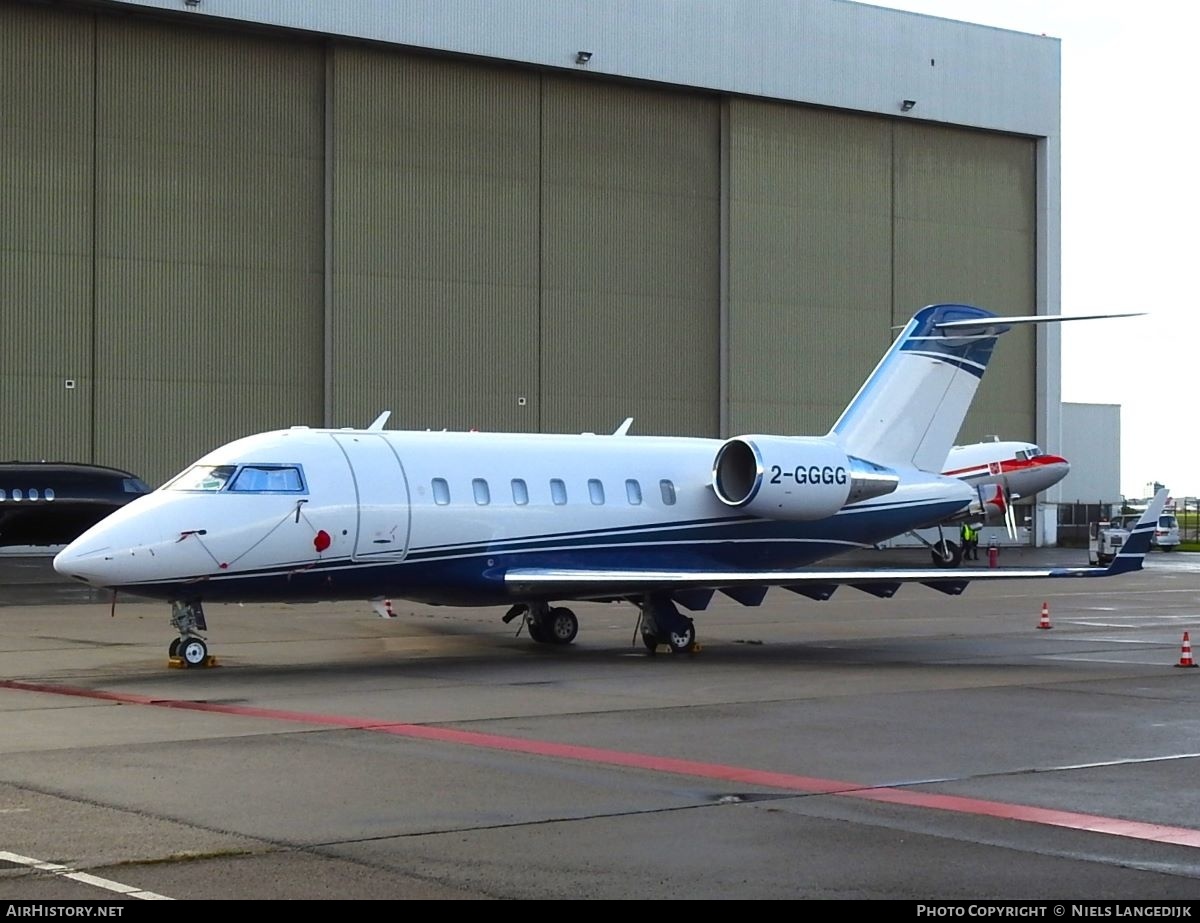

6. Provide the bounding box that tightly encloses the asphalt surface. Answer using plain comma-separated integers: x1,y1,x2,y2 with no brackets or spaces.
2,548,1200,900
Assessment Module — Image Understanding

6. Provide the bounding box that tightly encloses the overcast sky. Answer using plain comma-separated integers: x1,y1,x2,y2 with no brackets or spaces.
870,1,1196,499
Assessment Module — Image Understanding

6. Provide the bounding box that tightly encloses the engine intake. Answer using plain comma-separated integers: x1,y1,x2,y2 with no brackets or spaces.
712,436,898,520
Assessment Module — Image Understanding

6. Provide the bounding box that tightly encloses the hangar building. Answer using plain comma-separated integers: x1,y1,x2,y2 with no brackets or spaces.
0,0,1062,540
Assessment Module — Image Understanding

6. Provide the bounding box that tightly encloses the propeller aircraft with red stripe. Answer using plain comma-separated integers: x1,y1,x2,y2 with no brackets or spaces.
912,439,1070,567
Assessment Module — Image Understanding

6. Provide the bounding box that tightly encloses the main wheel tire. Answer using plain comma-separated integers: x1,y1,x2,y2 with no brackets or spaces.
527,618,548,643
546,607,579,645
180,638,208,667
168,638,181,658
931,539,963,568
666,621,696,654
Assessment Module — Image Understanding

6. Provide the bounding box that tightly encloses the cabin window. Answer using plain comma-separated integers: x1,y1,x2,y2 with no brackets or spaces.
511,478,529,505
588,479,605,505
659,479,677,505
472,478,491,505
11,489,22,501
550,478,567,505
167,465,237,491
625,479,642,505
432,478,450,505
228,465,306,493
0,489,5,501
28,488,38,500
44,488,55,501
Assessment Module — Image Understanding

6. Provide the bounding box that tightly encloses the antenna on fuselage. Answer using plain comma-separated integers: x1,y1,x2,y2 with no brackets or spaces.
367,411,391,431
612,417,634,436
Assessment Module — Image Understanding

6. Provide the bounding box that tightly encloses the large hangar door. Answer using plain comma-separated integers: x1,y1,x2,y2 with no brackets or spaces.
726,102,893,438
0,4,94,464
540,78,721,438
330,48,540,435
93,17,324,486
893,124,1037,445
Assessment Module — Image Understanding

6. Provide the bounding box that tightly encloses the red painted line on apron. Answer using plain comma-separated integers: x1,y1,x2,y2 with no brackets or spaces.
6,678,1199,847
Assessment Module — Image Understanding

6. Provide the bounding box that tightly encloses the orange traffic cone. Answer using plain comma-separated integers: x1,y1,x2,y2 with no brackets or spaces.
1176,632,1197,668
1037,601,1052,630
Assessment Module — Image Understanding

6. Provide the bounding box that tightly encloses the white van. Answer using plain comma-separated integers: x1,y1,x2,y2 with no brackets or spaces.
1155,512,1182,550
1113,511,1181,550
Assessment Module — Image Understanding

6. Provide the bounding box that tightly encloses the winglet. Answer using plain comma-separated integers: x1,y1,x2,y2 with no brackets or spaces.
1105,488,1169,575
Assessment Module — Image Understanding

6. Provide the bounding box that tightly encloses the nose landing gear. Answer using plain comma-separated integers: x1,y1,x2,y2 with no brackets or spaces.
169,600,216,668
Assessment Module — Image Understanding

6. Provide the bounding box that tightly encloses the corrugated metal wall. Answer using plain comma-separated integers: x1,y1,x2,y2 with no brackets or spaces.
0,4,93,462
540,78,720,437
728,103,1035,443
330,49,540,433
728,101,893,436
0,0,1037,485
893,123,1037,444
93,17,325,484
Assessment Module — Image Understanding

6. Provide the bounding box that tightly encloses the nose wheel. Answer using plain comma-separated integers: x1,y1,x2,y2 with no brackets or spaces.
169,600,216,668
178,637,209,666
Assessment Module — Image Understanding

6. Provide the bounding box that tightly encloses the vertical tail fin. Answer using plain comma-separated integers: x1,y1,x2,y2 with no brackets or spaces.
828,304,1009,471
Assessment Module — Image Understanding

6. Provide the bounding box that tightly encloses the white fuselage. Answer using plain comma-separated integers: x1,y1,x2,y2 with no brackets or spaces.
942,441,1069,500
53,426,977,606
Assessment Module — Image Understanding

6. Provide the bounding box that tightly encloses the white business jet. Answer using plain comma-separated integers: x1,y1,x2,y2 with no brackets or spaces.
53,304,1162,667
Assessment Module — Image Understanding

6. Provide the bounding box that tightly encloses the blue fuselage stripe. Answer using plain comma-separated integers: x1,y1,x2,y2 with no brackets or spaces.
114,499,967,605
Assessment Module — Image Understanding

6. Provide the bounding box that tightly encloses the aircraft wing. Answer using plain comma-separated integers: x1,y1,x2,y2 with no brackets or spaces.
505,490,1166,602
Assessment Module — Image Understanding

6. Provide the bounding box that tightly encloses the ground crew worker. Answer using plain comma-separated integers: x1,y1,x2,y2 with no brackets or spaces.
960,521,979,560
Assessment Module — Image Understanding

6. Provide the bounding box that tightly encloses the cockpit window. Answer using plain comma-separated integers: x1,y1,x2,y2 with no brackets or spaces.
1015,450,1029,461
165,464,306,493
228,465,306,493
167,465,237,491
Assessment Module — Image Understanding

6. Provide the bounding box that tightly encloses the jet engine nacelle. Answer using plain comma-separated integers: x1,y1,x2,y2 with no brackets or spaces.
711,436,899,520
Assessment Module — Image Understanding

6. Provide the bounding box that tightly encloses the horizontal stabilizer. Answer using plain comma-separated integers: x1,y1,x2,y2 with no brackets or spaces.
933,311,1144,332
830,306,1144,472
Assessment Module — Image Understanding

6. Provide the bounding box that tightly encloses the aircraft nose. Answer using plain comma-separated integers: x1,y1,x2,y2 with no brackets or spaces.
53,539,117,585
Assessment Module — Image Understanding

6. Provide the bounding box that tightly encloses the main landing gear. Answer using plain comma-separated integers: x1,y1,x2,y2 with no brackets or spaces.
636,595,698,655
503,596,700,656
503,602,579,646
169,599,214,668
904,525,963,568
